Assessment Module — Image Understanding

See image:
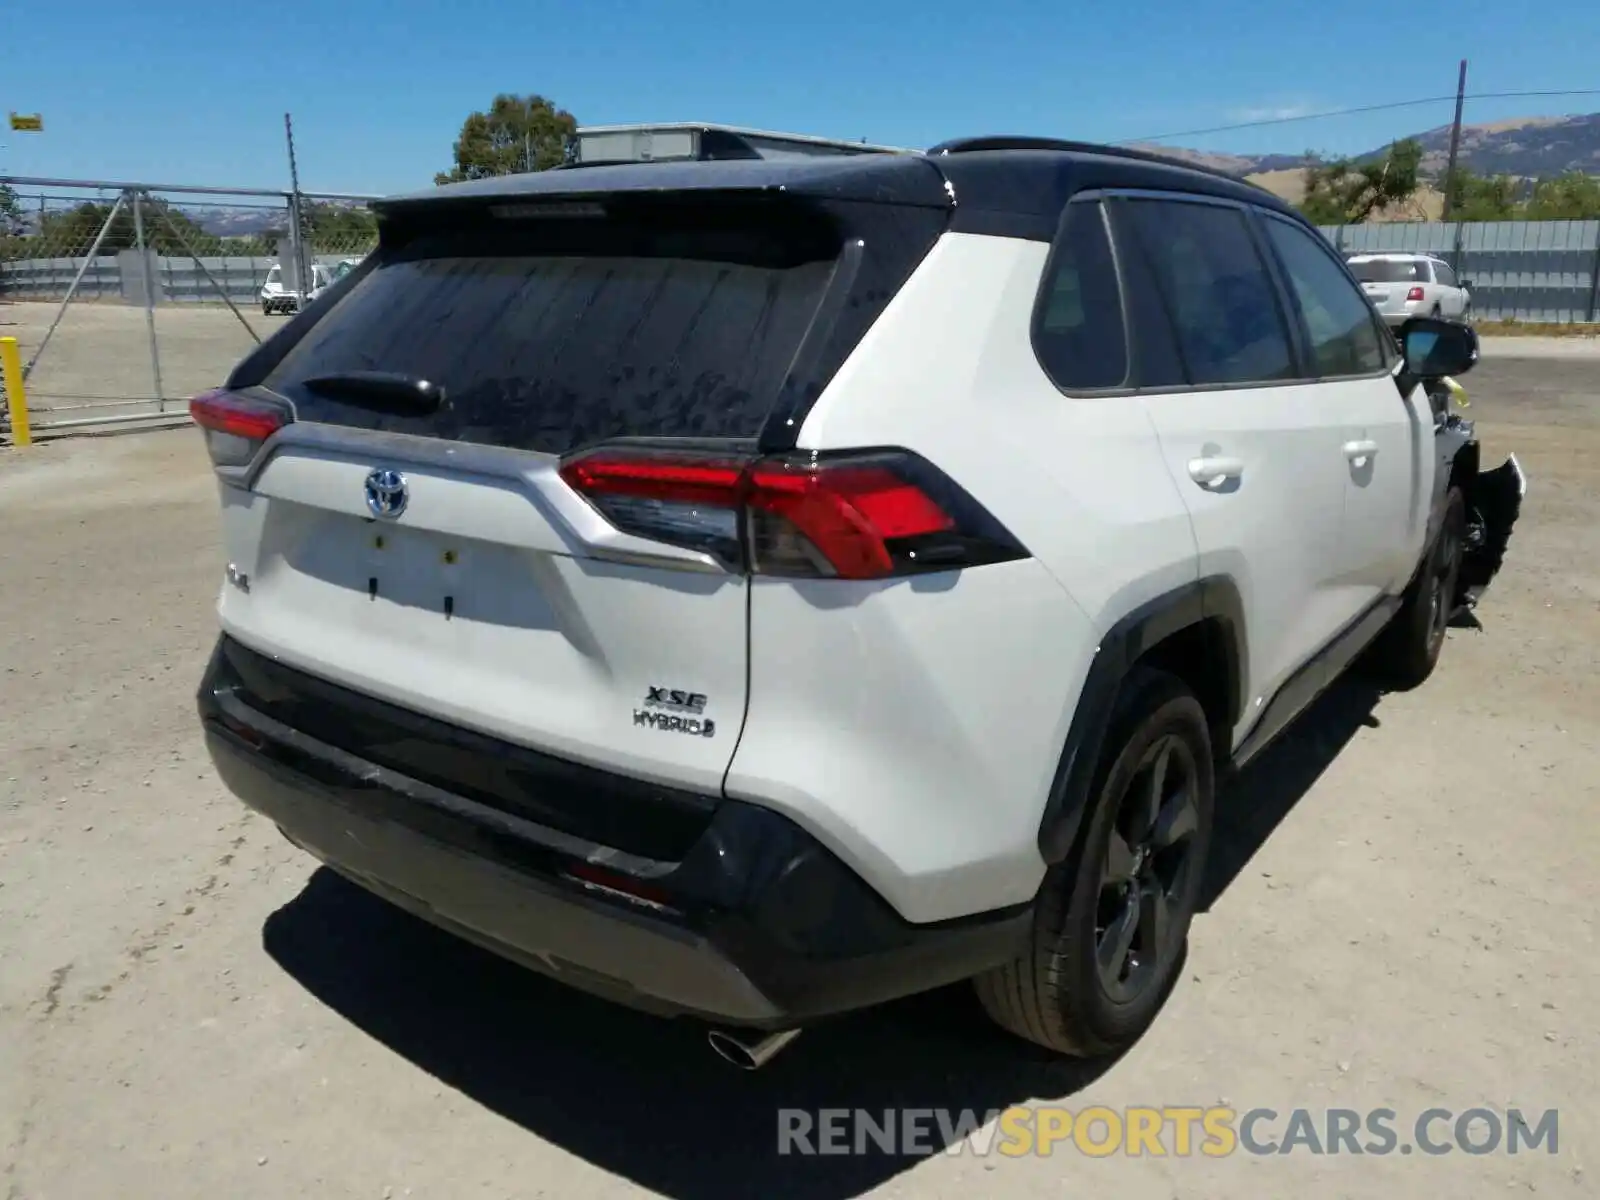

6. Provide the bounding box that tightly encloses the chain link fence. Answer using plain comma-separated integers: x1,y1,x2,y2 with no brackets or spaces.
2,176,378,436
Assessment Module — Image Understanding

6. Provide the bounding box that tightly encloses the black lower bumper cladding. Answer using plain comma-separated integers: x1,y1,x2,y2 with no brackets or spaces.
198,637,1029,1028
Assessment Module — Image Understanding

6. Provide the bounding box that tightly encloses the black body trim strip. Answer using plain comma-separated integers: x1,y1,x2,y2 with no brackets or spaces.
1230,594,1400,770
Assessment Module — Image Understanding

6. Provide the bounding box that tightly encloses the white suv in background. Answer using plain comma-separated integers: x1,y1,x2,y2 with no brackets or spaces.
1347,252,1474,327
193,136,1525,1069
259,262,332,316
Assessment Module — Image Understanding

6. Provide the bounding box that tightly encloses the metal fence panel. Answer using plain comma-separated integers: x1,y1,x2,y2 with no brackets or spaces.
1319,219,1600,323
2,177,379,437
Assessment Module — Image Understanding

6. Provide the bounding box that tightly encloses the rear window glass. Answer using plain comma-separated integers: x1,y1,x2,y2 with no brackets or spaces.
266,206,842,455
1348,258,1429,283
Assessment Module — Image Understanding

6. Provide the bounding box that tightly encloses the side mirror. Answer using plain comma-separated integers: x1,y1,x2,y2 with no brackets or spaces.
1459,279,1474,290
1399,315,1479,379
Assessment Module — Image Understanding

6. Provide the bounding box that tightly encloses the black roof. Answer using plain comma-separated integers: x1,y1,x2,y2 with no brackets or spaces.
375,138,1299,239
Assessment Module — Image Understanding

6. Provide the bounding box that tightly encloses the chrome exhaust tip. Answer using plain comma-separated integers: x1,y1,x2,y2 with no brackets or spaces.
706,1027,801,1071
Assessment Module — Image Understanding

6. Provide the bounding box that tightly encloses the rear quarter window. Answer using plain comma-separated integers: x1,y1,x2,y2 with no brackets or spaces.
1031,201,1129,391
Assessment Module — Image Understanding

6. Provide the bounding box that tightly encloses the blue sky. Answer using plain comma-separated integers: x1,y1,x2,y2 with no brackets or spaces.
4,0,1598,196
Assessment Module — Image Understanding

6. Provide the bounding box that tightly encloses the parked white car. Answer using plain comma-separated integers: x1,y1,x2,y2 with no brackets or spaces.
1347,253,1473,327
260,262,332,316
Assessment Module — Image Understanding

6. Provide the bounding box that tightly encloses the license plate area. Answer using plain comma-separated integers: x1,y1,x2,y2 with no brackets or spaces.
318,518,545,630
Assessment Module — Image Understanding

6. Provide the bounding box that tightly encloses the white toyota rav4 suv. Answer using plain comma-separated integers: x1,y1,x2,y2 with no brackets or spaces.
193,135,1524,1068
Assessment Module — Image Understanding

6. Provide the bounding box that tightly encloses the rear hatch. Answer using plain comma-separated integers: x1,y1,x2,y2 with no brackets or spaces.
1349,257,1427,314
200,163,950,844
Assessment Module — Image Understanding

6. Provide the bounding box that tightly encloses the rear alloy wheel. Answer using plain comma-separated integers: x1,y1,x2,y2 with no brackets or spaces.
1368,486,1465,689
975,667,1213,1056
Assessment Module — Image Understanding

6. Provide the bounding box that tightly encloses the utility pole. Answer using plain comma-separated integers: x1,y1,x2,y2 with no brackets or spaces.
1440,59,1468,221
283,112,308,297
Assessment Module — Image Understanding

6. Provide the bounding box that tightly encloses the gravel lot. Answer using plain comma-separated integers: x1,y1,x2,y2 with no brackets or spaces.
2,351,1597,1198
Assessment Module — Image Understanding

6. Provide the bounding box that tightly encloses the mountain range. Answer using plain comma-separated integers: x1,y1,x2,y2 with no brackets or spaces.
1135,111,1600,180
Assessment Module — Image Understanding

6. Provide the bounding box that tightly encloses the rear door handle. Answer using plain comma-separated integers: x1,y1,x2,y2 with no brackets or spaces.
1343,439,1379,464
1186,456,1245,490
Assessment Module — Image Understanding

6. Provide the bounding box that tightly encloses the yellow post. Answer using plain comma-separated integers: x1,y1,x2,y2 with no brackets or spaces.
1,336,31,447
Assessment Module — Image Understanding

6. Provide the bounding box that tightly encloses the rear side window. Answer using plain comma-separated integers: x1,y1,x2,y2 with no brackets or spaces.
264,199,871,456
1032,201,1128,390
1123,200,1296,387
1261,217,1389,377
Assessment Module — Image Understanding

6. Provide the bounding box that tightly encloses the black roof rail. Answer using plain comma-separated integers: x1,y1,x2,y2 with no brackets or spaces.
925,136,1266,189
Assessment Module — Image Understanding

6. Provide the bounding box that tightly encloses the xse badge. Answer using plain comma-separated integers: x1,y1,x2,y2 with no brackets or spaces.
634,685,715,738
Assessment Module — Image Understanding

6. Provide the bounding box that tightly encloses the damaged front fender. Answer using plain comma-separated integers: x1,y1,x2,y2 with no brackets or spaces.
1428,378,1528,607
1459,452,1527,605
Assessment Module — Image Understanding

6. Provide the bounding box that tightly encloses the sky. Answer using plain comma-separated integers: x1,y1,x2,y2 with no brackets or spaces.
4,0,1599,197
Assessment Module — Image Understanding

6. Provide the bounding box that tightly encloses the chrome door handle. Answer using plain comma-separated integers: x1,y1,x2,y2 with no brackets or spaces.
1186,456,1245,490
1343,439,1379,464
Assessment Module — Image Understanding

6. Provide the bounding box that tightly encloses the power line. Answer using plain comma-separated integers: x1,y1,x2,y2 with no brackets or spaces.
1125,88,1600,145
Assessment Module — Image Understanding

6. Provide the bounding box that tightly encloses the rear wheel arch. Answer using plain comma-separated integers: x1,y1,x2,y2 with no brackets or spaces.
1037,576,1246,864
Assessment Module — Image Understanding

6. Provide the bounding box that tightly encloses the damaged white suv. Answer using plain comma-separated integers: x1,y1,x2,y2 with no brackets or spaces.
193,133,1524,1067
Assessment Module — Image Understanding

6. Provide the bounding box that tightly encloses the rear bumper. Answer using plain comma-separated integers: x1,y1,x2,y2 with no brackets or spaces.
198,637,1029,1027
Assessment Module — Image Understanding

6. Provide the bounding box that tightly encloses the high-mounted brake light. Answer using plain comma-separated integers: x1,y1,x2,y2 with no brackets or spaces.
560,446,1027,579
189,389,291,468
1407,286,1426,302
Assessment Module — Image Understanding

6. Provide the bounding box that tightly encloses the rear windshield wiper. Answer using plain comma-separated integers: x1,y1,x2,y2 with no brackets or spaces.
299,371,445,415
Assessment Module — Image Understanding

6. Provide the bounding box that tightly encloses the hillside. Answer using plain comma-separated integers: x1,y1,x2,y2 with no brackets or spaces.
1138,111,1600,182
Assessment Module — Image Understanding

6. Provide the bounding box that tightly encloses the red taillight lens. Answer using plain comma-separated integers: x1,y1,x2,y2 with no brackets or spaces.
562,861,677,912
559,449,749,564
1407,286,1426,302
189,389,291,467
744,460,955,578
560,446,1026,579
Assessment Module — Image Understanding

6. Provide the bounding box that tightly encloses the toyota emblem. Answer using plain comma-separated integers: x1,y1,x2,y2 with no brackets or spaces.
364,468,408,520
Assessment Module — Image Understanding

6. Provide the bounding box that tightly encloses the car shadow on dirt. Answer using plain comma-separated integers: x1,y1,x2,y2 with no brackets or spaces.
262,676,1385,1199
1198,676,1385,911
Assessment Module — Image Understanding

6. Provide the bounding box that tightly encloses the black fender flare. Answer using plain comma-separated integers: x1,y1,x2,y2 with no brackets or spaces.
1036,576,1246,864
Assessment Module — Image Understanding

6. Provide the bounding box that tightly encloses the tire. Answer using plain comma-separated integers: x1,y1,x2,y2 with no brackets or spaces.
261,301,272,316
974,667,1214,1056
1368,486,1465,690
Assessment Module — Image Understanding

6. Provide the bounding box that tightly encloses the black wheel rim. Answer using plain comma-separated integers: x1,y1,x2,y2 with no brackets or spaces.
1095,734,1201,1003
1427,516,1463,651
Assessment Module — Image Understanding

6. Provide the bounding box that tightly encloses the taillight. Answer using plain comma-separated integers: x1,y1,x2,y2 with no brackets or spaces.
189,388,292,467
1407,286,1426,302
559,446,1027,579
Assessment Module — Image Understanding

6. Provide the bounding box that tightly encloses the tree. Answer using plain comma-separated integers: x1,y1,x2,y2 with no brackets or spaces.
299,200,378,249
35,198,219,256
1524,172,1600,220
1445,168,1522,222
0,183,24,236
435,94,578,184
1298,139,1423,225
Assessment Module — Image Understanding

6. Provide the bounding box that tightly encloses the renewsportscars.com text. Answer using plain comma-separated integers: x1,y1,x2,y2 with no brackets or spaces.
777,1106,1558,1158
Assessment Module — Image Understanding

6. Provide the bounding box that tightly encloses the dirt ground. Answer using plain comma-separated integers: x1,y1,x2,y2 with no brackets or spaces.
0,301,281,426
2,350,1597,1198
